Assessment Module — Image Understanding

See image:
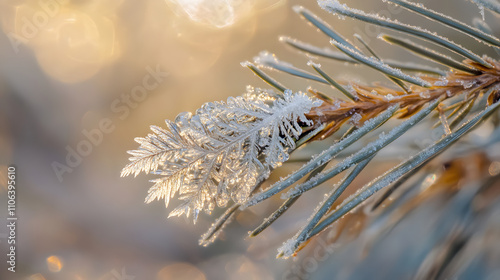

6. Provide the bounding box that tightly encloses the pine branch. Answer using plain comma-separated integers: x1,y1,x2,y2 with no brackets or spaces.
122,0,500,256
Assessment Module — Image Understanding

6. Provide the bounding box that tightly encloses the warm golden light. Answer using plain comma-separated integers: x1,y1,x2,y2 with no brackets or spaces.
32,9,120,83
28,274,47,280
489,161,500,176
1,2,122,83
168,0,254,28
224,255,273,280
157,262,206,280
46,255,63,272
0,165,7,193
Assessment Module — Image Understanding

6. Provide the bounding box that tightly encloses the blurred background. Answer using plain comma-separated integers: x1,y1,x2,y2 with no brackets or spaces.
0,0,499,279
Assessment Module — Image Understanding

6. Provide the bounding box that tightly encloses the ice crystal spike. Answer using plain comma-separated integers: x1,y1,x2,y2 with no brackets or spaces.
121,89,321,221
470,0,500,15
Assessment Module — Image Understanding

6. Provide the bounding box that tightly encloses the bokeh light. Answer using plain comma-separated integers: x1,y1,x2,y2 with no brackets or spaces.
168,0,254,28
1,2,122,83
489,161,500,176
158,262,206,280
46,255,63,272
28,274,47,280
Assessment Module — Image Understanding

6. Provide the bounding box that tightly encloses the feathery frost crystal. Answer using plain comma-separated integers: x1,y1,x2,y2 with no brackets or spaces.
121,88,321,221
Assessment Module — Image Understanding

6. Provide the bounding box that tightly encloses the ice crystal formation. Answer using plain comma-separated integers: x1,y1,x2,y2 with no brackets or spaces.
123,0,500,271
121,89,321,220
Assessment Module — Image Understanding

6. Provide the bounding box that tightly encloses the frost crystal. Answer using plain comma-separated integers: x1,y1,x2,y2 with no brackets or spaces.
121,89,322,221
278,238,299,258
434,76,449,86
420,91,431,99
384,94,394,101
253,50,293,70
460,79,476,89
349,113,363,126
475,2,486,20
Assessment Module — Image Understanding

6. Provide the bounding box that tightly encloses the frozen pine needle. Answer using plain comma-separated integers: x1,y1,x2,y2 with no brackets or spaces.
318,0,492,67
122,0,500,270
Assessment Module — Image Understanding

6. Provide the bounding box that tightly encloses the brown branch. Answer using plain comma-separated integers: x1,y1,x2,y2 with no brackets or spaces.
306,58,500,139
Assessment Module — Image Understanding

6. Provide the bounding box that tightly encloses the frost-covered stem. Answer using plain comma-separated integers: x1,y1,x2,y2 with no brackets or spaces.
380,35,481,75
285,99,441,198
386,0,500,47
249,163,328,237
287,155,374,254
242,105,399,209
280,36,446,75
309,101,500,237
199,204,239,246
317,1,492,67
330,39,431,87
309,62,358,101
